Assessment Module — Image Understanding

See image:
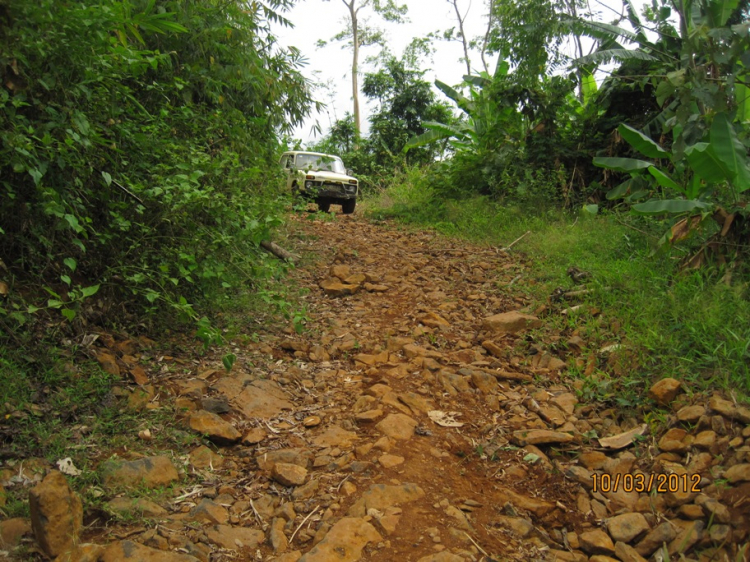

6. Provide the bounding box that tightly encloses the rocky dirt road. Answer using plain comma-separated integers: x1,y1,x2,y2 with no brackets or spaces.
3,212,750,562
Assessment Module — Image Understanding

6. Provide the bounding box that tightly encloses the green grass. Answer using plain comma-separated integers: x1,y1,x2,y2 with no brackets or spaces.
363,174,750,400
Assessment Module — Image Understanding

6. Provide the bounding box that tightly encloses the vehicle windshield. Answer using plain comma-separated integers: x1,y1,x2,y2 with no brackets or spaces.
295,154,346,174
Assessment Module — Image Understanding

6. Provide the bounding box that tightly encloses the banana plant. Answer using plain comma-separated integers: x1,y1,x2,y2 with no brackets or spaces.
594,114,750,218
404,61,518,153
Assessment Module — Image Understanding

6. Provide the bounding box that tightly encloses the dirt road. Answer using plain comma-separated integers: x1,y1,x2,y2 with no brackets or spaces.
8,212,750,561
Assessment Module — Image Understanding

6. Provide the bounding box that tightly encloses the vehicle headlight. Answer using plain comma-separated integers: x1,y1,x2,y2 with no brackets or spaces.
305,181,313,188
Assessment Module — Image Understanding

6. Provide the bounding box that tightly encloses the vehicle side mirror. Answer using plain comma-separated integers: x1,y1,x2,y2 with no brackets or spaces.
346,169,354,176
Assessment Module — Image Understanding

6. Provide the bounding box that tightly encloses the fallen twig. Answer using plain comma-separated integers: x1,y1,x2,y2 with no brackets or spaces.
501,230,531,251
260,240,297,263
290,505,320,543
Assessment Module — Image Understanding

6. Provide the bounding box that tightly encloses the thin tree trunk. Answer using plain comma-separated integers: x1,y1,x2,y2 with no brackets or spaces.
480,0,494,74
346,0,361,140
450,0,472,76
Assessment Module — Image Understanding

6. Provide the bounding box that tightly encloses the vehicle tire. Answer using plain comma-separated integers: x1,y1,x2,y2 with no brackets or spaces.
317,198,331,213
341,198,356,214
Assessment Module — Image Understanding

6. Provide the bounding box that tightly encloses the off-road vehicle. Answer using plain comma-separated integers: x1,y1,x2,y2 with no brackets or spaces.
280,151,359,214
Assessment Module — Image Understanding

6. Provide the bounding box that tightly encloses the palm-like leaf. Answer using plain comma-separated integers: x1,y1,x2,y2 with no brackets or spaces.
572,48,657,67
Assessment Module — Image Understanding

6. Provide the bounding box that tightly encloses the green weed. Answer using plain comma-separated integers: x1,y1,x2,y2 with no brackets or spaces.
366,177,750,398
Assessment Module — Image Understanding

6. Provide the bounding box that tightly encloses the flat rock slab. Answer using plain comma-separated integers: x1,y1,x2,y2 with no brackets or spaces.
299,517,381,562
189,410,240,444
101,540,199,561
212,376,294,419
348,483,425,517
101,456,179,490
106,497,167,518
375,413,418,440
204,525,265,551
312,426,359,448
482,311,541,334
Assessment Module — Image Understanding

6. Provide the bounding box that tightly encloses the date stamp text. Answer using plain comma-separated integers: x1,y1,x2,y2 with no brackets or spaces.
591,473,701,494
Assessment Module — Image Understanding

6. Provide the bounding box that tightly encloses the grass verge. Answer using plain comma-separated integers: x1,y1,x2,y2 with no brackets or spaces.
363,173,750,399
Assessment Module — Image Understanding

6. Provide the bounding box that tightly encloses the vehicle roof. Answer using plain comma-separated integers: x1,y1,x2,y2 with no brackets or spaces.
282,151,342,158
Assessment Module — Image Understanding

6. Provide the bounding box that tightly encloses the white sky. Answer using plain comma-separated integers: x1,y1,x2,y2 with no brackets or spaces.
272,0,636,144
273,0,498,143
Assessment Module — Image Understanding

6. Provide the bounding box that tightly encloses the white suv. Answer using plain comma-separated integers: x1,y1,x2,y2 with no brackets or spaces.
280,151,359,214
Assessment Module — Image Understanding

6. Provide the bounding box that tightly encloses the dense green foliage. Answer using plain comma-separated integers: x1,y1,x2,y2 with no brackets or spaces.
311,54,452,190
0,0,317,332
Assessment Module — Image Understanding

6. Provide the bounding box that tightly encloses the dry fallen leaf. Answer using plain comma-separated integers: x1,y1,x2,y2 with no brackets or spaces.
598,424,648,449
428,410,464,428
56,457,82,476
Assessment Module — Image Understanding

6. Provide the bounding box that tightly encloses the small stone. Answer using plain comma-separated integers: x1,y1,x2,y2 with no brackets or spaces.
378,454,405,468
270,517,289,553
614,542,648,562
693,430,716,448
375,413,418,440
647,378,682,405
635,522,676,556
512,429,574,445
101,540,199,561
493,515,534,538
606,513,649,543
320,278,359,297
482,311,542,334
29,471,83,559
303,416,322,427
676,405,705,423
242,427,267,444
189,445,225,470
298,517,381,562
356,409,384,423
725,463,750,483
190,499,229,525
204,525,265,551
101,456,179,490
579,529,615,555
0,518,32,549
272,463,308,487
189,410,241,444
106,497,168,518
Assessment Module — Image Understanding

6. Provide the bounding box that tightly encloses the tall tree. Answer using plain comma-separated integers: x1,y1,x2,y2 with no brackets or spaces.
320,0,407,137
446,0,472,75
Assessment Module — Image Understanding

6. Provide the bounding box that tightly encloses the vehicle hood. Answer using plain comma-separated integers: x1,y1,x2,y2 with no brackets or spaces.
305,170,356,182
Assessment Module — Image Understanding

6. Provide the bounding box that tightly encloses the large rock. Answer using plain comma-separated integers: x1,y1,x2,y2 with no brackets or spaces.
101,540,199,561
647,378,682,405
482,311,542,334
189,410,241,444
299,517,381,562
204,525,265,550
375,413,418,440
29,471,83,559
101,456,179,490
614,542,647,562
